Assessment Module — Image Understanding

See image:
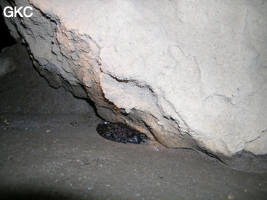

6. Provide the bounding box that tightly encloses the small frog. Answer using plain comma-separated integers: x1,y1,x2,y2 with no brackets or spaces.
96,122,148,144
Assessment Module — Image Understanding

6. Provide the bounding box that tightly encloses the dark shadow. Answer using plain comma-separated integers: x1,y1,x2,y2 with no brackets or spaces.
0,7,16,51
0,186,93,200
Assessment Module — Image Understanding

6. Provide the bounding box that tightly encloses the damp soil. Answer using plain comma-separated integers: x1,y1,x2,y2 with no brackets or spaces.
0,114,266,200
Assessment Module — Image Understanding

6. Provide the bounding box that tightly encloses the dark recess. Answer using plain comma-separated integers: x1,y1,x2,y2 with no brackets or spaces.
0,8,16,51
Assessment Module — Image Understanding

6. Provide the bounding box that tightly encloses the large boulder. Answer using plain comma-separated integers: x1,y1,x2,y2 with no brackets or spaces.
1,0,267,161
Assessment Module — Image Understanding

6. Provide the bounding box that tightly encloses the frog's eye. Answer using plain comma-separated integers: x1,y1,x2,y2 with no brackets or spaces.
128,135,139,144
104,121,110,125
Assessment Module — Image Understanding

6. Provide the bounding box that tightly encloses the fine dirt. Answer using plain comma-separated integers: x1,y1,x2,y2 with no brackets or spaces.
0,114,267,200
0,44,267,200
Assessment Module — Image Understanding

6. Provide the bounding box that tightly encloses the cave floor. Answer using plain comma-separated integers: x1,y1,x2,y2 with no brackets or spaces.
0,114,267,200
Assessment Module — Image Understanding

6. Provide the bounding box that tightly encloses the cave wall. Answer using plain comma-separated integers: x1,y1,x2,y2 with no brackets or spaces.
0,43,93,115
1,0,267,158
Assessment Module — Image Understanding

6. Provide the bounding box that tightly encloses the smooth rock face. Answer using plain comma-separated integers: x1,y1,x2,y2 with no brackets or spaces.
1,0,267,157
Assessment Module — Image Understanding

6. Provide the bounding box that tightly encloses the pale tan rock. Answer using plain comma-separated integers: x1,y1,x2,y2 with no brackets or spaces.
1,0,266,158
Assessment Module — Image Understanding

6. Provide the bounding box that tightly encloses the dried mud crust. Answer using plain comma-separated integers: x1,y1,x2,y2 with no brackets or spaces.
96,122,149,144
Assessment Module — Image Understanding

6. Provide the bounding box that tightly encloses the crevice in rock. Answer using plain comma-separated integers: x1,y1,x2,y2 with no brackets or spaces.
0,6,16,51
196,147,227,165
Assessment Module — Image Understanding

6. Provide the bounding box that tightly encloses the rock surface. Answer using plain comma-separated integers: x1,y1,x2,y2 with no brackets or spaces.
1,0,267,158
0,43,94,115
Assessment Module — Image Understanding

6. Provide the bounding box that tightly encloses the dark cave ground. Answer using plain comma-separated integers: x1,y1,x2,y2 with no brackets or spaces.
1,114,267,200
0,44,267,200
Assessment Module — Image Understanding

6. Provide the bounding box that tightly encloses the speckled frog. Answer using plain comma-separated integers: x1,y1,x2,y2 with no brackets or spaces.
96,122,148,144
